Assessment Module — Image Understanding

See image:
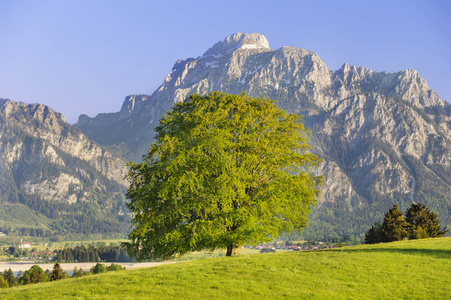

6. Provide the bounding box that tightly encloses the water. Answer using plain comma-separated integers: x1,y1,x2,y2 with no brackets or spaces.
13,270,74,277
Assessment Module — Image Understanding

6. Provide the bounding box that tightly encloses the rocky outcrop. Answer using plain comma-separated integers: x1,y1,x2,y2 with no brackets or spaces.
76,33,451,239
0,99,129,237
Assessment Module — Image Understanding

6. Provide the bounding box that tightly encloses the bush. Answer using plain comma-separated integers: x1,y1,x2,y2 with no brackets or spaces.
0,276,9,288
260,248,276,253
90,263,107,275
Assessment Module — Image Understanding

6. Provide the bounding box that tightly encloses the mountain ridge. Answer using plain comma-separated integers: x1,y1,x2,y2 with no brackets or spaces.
0,98,129,238
5,32,448,241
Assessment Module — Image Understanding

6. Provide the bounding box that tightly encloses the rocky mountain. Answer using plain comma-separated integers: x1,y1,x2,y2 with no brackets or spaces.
76,33,451,241
0,99,129,239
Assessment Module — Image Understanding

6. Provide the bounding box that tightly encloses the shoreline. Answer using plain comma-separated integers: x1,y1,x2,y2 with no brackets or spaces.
0,261,179,272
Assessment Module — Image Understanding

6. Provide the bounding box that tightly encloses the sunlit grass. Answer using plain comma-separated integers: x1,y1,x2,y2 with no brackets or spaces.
2,238,450,299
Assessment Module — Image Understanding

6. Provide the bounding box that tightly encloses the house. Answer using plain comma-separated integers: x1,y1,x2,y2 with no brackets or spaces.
20,242,31,248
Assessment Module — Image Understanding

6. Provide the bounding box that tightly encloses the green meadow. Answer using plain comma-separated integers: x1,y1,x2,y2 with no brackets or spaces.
2,238,450,299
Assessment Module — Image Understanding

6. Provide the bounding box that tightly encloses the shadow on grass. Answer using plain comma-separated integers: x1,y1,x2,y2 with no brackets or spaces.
331,248,451,259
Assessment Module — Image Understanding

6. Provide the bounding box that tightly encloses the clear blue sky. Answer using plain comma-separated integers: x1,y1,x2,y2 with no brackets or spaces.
1,0,450,123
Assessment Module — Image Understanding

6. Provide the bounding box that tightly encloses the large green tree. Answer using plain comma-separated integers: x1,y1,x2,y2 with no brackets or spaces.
405,203,448,239
382,204,408,242
19,265,48,285
123,92,322,260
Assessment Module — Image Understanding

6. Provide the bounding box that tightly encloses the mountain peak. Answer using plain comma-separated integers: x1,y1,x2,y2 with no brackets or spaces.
202,32,270,57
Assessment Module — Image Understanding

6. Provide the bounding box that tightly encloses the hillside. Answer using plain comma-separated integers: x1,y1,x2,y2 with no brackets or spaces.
76,33,451,240
2,238,450,299
0,99,129,239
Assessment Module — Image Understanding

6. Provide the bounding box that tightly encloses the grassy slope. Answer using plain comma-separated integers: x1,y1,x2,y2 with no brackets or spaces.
0,203,52,229
2,238,450,299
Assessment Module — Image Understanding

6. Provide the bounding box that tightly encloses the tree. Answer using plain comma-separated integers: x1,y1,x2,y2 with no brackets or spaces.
123,92,322,260
405,203,448,239
3,268,17,287
382,204,408,242
71,267,86,278
364,220,383,244
50,263,64,281
0,276,8,288
90,263,107,275
107,263,125,271
19,265,48,285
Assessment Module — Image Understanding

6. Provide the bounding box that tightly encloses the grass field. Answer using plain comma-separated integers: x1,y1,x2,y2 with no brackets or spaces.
2,238,450,299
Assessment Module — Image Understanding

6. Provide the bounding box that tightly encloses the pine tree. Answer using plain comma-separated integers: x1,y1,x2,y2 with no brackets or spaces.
405,203,449,239
364,221,383,244
3,268,17,287
50,263,64,281
382,204,408,242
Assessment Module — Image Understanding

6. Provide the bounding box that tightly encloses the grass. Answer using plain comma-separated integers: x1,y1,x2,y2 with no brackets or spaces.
2,238,450,299
0,203,52,229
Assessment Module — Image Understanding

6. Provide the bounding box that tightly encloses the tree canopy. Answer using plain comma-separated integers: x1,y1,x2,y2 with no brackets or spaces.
123,92,322,260
405,203,448,239
382,204,408,242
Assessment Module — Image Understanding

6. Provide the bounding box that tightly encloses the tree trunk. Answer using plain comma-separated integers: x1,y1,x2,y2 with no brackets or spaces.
226,244,239,256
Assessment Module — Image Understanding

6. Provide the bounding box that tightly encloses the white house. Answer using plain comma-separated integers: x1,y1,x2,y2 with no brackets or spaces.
20,241,31,248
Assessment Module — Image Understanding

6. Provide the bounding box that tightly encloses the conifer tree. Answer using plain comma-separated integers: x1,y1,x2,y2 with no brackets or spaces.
364,221,383,244
382,204,408,242
51,263,64,281
405,203,449,239
3,268,17,287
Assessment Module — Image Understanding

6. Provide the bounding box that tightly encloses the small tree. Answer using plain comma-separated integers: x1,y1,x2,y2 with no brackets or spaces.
123,92,322,260
107,263,125,272
20,265,48,285
405,203,449,239
3,268,17,287
364,221,383,244
382,204,408,242
90,263,107,275
50,263,64,281
71,267,86,278
0,276,8,288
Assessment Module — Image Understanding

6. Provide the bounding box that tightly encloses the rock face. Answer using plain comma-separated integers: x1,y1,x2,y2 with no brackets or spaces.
76,33,451,240
0,99,129,238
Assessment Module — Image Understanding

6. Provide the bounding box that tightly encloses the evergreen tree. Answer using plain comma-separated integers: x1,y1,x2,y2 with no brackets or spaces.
364,221,383,244
17,270,22,282
71,267,86,278
382,204,408,242
405,203,449,239
50,263,64,281
3,268,17,287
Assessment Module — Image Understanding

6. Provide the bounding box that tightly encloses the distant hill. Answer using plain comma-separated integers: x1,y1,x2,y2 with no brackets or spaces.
75,33,451,241
0,99,129,239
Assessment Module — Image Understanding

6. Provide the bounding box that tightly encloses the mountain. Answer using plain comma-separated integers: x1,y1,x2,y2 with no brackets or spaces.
76,33,451,241
0,99,129,239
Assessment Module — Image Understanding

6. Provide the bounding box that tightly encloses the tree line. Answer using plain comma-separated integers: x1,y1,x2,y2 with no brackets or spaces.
53,245,132,263
0,262,125,288
365,203,448,244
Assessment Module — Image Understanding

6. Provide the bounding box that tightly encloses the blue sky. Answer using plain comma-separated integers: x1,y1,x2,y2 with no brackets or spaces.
1,0,450,123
